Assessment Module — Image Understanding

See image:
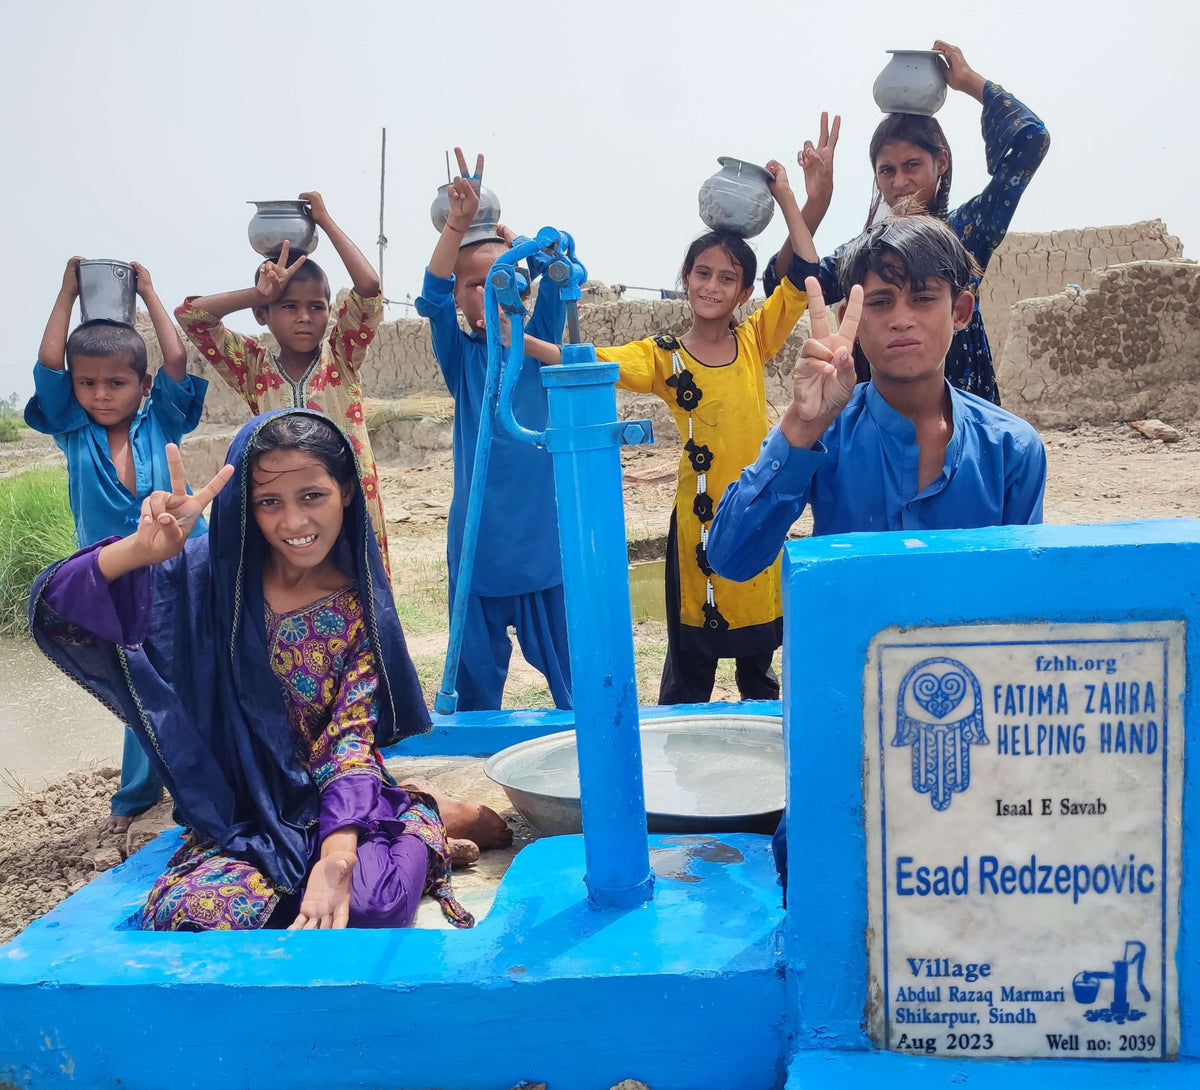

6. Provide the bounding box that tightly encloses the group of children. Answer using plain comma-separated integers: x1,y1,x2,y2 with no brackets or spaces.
27,40,1051,928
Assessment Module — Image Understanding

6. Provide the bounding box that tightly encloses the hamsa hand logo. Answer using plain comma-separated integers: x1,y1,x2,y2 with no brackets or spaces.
893,657,987,811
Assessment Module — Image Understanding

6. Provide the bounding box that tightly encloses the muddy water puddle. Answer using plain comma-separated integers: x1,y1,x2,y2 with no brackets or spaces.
629,558,666,623
0,637,122,807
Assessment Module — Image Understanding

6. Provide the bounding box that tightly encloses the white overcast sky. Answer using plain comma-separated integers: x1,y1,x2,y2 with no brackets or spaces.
1,0,1196,402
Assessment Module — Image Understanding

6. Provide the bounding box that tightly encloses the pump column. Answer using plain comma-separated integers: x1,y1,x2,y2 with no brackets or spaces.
542,345,654,909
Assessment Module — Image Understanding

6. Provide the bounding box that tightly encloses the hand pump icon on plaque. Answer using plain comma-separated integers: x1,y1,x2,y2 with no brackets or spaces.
893,657,987,811
1073,941,1151,1024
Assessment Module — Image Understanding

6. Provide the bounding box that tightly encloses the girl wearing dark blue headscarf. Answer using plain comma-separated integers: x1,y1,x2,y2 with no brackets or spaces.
30,409,473,930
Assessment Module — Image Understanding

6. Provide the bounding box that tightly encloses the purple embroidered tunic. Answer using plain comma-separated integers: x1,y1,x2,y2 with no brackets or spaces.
42,549,470,931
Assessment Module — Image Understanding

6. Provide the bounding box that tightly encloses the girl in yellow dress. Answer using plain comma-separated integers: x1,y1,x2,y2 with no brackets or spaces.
526,161,822,703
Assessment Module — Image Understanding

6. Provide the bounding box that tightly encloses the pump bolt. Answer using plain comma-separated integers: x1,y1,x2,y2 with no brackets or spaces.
621,422,647,445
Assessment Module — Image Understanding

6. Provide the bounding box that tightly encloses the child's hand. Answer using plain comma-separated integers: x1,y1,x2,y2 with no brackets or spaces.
298,190,329,227
495,223,517,247
255,239,308,303
60,256,83,299
130,262,156,300
765,160,795,203
799,112,840,207
445,176,479,232
933,40,986,100
133,445,234,565
783,278,862,444
454,146,484,187
289,850,356,930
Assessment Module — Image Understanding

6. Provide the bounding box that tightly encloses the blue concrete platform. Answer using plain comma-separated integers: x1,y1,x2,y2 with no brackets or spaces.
0,829,786,1090
786,1051,1200,1087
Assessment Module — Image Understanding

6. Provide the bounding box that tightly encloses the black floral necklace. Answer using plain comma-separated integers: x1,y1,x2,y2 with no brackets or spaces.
658,334,727,635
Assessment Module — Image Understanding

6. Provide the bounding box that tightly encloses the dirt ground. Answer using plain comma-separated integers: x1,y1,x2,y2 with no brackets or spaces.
3,416,1200,943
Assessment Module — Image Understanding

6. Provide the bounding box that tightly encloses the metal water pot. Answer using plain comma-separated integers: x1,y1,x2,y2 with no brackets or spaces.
872,50,948,116
697,157,775,238
77,260,137,326
247,200,320,260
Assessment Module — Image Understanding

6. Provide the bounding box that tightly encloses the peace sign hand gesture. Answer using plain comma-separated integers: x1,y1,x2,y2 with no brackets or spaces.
133,445,234,566
780,277,863,448
254,239,308,304
799,111,840,207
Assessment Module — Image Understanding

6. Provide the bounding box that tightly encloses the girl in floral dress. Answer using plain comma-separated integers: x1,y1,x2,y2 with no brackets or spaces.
31,409,482,931
175,191,394,576
524,162,822,705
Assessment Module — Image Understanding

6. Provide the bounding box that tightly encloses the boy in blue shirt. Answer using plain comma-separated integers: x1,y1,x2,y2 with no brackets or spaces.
25,256,208,831
708,214,1045,582
706,215,1045,890
416,150,571,711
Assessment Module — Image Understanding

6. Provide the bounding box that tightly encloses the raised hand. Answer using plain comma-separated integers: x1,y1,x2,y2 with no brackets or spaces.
783,278,862,445
454,146,484,187
289,850,356,930
933,40,986,101
132,444,235,566
130,261,154,300
764,159,795,202
61,256,83,299
799,111,840,207
445,175,479,232
254,239,308,303
298,190,329,227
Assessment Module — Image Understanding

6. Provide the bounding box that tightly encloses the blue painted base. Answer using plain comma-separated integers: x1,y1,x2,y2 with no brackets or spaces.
786,1050,1200,1087
0,830,786,1090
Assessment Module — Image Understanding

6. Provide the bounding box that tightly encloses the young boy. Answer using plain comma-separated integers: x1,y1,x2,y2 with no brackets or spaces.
707,213,1046,582
705,215,1046,889
25,256,209,831
174,191,392,573
416,150,571,711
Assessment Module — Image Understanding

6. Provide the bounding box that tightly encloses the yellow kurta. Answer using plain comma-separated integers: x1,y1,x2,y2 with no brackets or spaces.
599,275,809,649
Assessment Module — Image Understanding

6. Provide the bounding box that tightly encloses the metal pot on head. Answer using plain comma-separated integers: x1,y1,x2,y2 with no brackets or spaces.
77,260,138,327
872,50,948,116
247,200,320,260
698,157,775,238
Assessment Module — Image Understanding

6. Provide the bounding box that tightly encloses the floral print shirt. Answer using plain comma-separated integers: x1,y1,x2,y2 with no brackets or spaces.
175,290,391,574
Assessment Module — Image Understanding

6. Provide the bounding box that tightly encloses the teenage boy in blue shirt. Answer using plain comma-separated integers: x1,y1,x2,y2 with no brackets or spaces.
416,150,571,711
708,214,1045,582
25,256,208,831
707,215,1045,889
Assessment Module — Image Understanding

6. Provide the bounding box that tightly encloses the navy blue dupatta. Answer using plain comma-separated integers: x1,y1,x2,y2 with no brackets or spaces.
29,409,431,894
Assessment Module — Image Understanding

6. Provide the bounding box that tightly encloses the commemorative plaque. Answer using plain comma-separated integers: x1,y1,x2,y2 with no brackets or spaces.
865,622,1183,1060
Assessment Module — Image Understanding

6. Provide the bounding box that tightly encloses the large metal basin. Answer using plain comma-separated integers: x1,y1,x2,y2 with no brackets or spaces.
484,714,784,836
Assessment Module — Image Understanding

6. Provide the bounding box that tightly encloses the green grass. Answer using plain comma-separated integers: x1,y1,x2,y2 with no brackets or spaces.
0,469,77,636
0,413,21,443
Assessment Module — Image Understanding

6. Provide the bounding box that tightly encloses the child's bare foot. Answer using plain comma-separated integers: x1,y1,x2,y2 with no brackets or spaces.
103,814,132,835
449,838,480,868
399,778,514,849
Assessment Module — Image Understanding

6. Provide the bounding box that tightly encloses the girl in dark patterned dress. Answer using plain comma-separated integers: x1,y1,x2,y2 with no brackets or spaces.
767,40,1050,404
30,409,502,931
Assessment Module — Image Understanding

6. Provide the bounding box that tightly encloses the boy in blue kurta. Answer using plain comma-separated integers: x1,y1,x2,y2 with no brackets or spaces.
707,215,1046,889
24,257,208,831
416,153,571,710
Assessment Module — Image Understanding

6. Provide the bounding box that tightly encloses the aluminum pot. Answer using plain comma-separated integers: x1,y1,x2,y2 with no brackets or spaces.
872,49,948,116
247,200,319,260
698,157,776,239
77,260,137,327
484,713,785,836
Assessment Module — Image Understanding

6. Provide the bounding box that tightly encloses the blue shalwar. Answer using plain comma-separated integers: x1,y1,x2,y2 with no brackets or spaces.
25,362,209,817
706,381,1046,888
416,253,572,711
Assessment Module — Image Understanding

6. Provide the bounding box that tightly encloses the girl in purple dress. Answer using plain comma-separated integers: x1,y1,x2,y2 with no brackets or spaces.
31,409,487,931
